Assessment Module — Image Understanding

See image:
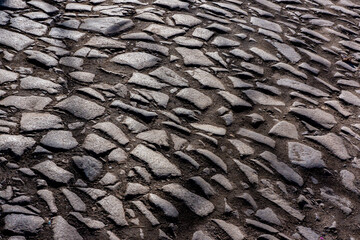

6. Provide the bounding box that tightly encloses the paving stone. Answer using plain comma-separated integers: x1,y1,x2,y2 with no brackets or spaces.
52,216,83,240
41,130,78,150
111,52,160,70
98,195,128,226
0,29,34,51
290,107,337,129
80,17,134,35
83,133,116,154
149,66,188,87
20,76,61,93
10,16,47,36
61,188,86,212
145,24,185,39
55,96,105,120
131,144,181,177
20,113,63,132
163,183,214,217
237,128,275,148
212,219,245,240
0,135,35,156
73,155,103,181
4,214,44,234
176,47,214,66
32,160,74,184
176,88,213,110
288,142,326,168
269,121,298,139
148,193,178,218
306,133,350,160
70,212,105,229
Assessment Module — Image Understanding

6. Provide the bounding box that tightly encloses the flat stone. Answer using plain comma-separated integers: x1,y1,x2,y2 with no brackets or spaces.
0,134,33,156
83,133,116,155
59,57,83,70
136,130,169,148
290,107,337,129
172,14,202,27
148,193,179,218
176,47,214,66
154,0,188,9
20,76,61,93
10,16,47,36
80,17,134,35
277,78,328,97
41,130,78,150
190,123,226,136
131,144,181,177
195,149,227,172
192,27,214,41
125,183,149,197
49,28,85,41
250,47,279,61
73,155,103,181
218,91,252,109
98,195,128,226
52,216,83,240
149,66,188,87
212,36,240,47
297,226,319,240
237,128,276,148
270,41,301,63
250,17,282,33
288,142,326,168
212,219,245,240
128,72,168,89
132,200,159,226
37,190,57,213
0,29,34,51
85,36,126,49
269,121,298,139
192,231,214,240
163,183,214,217
243,90,284,106
111,52,160,70
55,96,105,120
144,24,185,39
306,133,350,160
32,160,74,184
0,69,18,84
186,69,224,89
176,88,213,110
174,36,204,48
111,100,158,121
70,212,105,230
233,159,258,185
61,188,86,212
229,139,254,157
255,207,281,226
240,62,264,75
28,0,59,14
20,113,63,132
258,186,304,221
4,214,44,234
93,122,129,145
339,90,360,107
69,72,95,83
260,151,303,186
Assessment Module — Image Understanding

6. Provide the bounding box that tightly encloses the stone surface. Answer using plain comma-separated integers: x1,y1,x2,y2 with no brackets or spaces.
32,160,74,184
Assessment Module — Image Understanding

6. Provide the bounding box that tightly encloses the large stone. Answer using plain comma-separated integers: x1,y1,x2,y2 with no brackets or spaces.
306,133,350,160
290,107,337,129
20,113,63,132
144,24,185,39
32,160,74,184
52,216,83,240
111,52,160,70
288,142,326,168
98,195,128,226
83,133,116,154
0,29,34,51
80,17,134,35
176,88,212,110
41,130,78,150
163,183,214,216
176,47,214,66
131,144,181,177
73,155,103,181
55,96,105,120
0,135,35,156
0,96,52,111
20,76,61,93
10,16,47,36
4,214,44,234
0,69,18,84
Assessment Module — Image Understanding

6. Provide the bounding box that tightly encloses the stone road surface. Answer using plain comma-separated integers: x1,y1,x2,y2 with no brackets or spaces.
0,0,360,239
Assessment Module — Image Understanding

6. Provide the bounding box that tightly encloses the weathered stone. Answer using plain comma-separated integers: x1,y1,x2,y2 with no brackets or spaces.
98,195,128,226
306,133,350,160
131,144,181,177
0,96,52,111
288,142,326,168
111,52,160,70
52,216,83,240
163,183,214,217
32,160,74,184
4,214,44,234
41,131,78,150
0,135,35,156
73,155,103,181
80,17,134,35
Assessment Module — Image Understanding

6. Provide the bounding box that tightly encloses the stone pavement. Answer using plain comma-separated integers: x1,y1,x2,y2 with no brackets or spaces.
0,0,360,239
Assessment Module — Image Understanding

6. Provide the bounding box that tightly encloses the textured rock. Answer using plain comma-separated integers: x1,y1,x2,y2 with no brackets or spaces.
32,160,74,184
0,135,35,156
163,183,214,217
80,17,134,35
131,144,181,177
4,214,44,234
52,216,83,240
